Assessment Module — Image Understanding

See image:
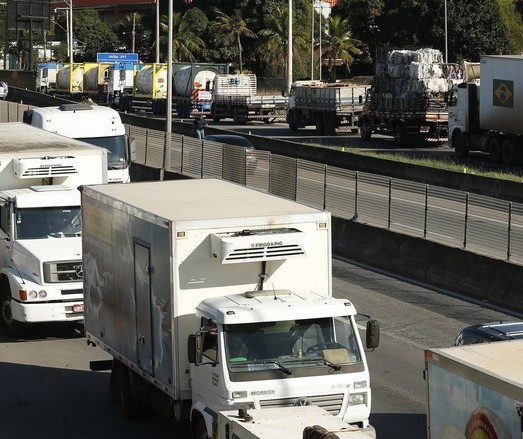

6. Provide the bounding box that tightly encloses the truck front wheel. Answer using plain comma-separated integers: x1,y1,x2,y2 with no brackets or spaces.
453,131,468,157
0,282,21,337
393,124,406,147
111,366,141,419
191,414,208,439
287,110,298,131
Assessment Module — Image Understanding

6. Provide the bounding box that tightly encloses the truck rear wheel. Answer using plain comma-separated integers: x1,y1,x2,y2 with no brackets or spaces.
501,139,516,165
315,113,324,135
360,117,372,140
111,366,141,419
393,124,406,147
287,110,298,131
488,137,501,162
191,414,208,439
322,113,336,136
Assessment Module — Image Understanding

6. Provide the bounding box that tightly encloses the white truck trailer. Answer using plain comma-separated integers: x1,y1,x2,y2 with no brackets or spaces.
83,179,379,439
35,61,61,93
287,80,369,135
23,103,135,183
448,55,523,165
424,340,523,439
211,74,288,124
0,123,108,336
216,406,374,438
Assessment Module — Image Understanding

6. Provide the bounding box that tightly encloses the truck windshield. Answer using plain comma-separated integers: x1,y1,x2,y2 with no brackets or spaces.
79,135,127,168
15,206,81,239
224,316,361,373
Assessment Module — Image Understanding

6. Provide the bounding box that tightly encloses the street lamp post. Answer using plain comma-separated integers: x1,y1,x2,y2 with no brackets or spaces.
287,0,293,93
69,0,73,63
444,0,448,63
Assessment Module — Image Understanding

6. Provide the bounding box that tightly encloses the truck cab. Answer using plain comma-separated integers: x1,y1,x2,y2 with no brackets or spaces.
188,290,379,438
0,186,84,335
23,104,135,183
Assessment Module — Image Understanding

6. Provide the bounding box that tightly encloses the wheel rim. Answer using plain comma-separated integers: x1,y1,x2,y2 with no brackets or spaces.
1,297,14,327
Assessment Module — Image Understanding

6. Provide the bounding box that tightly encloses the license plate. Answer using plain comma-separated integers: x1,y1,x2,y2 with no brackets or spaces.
73,304,84,313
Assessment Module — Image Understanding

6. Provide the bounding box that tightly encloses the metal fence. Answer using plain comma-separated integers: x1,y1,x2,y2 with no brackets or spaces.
127,124,523,265
0,100,521,265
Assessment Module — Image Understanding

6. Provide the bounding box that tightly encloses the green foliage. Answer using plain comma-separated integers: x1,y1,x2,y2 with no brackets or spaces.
498,0,523,53
158,11,206,62
112,13,152,59
72,9,118,61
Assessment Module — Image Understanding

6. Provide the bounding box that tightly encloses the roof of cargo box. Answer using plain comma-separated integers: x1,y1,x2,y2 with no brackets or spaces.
0,123,106,156
426,340,523,388
83,179,328,225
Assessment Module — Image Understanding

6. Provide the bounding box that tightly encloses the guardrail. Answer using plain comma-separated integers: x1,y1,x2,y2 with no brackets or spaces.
2,99,522,265
127,123,523,265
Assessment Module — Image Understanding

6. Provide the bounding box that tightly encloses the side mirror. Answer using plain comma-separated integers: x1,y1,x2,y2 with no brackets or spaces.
366,319,380,349
187,333,203,365
127,136,137,162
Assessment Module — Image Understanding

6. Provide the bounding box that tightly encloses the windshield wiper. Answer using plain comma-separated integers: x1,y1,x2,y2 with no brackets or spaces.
250,360,293,376
323,358,341,371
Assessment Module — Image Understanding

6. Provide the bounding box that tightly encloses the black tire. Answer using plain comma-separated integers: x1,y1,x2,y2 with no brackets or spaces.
501,138,516,165
360,117,372,140
315,113,324,135
488,137,502,162
0,284,21,337
322,113,337,136
453,131,469,158
393,123,407,147
111,366,141,419
191,415,208,439
210,105,220,123
287,110,298,131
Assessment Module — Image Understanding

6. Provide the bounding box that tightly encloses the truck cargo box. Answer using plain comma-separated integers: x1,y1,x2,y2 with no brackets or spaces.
425,340,523,439
479,55,523,136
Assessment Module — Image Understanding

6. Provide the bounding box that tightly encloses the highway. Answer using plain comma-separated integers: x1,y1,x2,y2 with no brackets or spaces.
1,258,519,439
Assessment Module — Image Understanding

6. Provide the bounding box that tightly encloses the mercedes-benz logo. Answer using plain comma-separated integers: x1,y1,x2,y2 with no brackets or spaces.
75,264,84,279
294,398,312,407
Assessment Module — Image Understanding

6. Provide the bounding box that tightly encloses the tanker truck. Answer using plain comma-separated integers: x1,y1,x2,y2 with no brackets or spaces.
211,73,288,124
447,56,523,165
83,62,110,103
118,62,228,117
104,62,136,108
54,63,84,98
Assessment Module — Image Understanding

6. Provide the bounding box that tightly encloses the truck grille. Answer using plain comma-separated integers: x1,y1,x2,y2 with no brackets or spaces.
43,261,83,283
259,394,344,415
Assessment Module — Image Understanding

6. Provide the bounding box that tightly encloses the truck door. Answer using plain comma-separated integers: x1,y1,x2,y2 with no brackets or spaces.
134,239,154,375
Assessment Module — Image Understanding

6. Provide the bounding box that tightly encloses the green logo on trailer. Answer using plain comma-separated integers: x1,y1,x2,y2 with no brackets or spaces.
493,79,513,108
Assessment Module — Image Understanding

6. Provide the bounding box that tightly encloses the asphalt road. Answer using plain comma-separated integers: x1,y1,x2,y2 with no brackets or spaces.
1,258,519,439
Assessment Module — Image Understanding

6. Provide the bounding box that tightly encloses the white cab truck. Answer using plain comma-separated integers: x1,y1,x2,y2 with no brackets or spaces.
35,61,61,93
448,56,523,165
23,103,135,183
287,80,369,135
0,123,108,335
424,340,523,439
83,179,379,439
216,406,374,439
211,74,288,124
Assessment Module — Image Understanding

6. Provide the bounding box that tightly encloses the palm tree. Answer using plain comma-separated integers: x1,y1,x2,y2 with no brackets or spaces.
158,11,205,62
212,9,257,73
257,6,307,77
321,15,363,80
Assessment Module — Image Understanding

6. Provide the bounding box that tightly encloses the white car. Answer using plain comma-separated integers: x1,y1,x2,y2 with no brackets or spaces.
0,81,8,99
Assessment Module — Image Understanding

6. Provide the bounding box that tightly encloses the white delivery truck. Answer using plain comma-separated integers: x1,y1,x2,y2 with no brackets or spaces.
23,103,135,183
447,55,523,164
83,179,379,439
424,340,523,439
216,406,375,438
0,123,108,336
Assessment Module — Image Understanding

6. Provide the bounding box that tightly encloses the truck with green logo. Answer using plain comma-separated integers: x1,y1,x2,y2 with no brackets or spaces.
447,55,523,165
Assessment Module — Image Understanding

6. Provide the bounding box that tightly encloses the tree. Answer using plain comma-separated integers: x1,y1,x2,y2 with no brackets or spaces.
113,13,152,58
320,15,363,81
211,9,257,72
71,9,118,61
158,11,205,62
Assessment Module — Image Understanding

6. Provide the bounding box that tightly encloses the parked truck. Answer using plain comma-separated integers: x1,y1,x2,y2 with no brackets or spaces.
23,103,135,183
35,61,61,93
359,48,461,146
104,61,135,107
84,179,379,439
216,406,375,438
0,123,108,336
286,80,369,135
54,62,84,98
119,62,228,117
211,73,288,124
447,55,523,165
424,340,523,439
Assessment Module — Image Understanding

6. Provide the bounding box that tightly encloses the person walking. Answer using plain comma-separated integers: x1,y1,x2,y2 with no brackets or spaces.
193,115,207,139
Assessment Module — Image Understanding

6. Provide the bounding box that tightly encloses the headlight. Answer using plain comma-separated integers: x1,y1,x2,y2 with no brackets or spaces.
349,392,367,406
38,290,47,298
232,391,247,399
28,290,38,299
354,380,367,389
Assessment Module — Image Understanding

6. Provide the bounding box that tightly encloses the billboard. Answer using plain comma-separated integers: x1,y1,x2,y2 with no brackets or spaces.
7,0,51,32
50,0,156,6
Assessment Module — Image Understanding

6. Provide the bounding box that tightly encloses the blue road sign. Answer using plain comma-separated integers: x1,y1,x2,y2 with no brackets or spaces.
97,53,139,63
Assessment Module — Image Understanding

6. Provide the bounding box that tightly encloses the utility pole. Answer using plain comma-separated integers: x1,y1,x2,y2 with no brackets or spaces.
287,0,292,93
